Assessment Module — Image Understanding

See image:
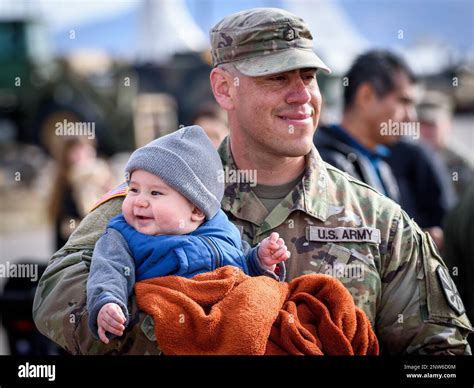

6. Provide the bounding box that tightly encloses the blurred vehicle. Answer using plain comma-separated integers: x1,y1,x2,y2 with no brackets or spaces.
452,66,474,112
0,17,137,155
0,16,218,157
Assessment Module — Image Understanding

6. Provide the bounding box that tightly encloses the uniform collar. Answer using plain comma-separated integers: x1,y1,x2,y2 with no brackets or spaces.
218,137,329,235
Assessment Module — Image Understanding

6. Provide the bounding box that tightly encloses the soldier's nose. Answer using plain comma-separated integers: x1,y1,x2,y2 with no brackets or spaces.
286,78,311,105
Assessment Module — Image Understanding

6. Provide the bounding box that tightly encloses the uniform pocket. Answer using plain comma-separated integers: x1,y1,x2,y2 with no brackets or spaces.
316,243,380,324
318,243,377,282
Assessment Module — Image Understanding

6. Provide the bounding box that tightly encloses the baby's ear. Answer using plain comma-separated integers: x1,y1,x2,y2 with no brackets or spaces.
191,207,206,222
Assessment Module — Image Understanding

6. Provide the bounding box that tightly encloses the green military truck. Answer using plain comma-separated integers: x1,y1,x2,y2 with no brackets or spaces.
0,17,137,155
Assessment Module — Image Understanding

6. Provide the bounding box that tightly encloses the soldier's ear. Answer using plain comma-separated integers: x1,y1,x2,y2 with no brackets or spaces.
210,67,236,111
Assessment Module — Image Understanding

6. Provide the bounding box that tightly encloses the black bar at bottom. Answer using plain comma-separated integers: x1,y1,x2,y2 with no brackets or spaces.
0,355,472,387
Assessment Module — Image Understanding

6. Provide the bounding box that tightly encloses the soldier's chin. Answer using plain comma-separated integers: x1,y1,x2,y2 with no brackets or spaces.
279,140,313,157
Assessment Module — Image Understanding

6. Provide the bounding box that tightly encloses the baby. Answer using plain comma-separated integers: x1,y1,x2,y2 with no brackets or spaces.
87,126,290,343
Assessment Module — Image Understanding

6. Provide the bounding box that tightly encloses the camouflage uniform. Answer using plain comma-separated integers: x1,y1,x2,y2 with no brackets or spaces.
33,7,472,354
219,140,472,354
32,139,473,354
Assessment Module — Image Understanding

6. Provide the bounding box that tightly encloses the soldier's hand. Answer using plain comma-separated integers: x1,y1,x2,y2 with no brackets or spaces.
97,303,126,344
258,232,290,271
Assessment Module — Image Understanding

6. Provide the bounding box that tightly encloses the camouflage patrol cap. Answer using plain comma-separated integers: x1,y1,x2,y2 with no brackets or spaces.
210,7,331,76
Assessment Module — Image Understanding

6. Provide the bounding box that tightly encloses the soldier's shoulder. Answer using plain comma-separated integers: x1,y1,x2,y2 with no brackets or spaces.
324,161,401,212
90,182,128,212
64,194,124,250
81,183,126,231
90,195,125,220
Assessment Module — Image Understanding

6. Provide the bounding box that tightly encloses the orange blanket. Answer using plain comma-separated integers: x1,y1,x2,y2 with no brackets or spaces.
135,266,379,355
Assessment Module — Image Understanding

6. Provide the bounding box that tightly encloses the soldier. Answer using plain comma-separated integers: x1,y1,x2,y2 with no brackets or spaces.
33,8,472,354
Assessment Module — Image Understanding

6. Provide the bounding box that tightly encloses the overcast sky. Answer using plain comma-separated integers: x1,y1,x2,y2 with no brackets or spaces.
1,0,472,64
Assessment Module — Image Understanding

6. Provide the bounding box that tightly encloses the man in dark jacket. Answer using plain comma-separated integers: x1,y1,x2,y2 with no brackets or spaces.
443,184,474,348
315,124,401,201
386,139,456,230
315,50,454,247
314,50,416,202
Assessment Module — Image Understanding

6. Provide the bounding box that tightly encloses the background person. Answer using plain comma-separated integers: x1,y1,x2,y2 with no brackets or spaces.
191,102,229,149
314,50,417,202
48,136,114,250
418,90,474,198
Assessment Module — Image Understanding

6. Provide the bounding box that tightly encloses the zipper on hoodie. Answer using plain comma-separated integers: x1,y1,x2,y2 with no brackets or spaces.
200,236,221,269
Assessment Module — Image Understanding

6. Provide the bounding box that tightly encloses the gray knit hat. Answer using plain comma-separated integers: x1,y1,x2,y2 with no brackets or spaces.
125,125,224,219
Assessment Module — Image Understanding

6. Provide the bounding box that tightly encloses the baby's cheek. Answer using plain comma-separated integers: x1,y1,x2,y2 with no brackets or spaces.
122,197,134,223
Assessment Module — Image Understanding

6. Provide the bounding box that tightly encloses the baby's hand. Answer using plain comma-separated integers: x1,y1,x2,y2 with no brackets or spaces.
97,303,126,344
257,232,290,271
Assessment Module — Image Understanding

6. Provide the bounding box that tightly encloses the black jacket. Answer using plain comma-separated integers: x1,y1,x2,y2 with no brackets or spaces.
386,139,456,228
314,125,456,228
314,125,400,202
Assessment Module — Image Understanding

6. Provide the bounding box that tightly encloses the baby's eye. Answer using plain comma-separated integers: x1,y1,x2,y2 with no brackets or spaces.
129,188,138,193
151,191,162,196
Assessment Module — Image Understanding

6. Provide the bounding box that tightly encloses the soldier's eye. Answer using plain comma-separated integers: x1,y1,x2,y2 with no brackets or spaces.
303,72,316,80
